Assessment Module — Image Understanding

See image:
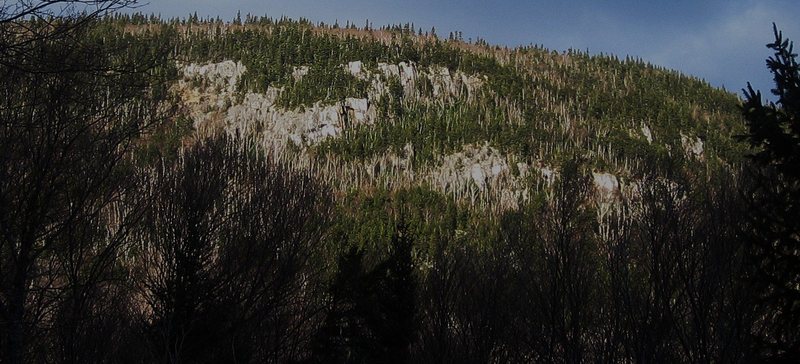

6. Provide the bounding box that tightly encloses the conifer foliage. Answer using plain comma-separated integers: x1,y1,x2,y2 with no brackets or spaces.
308,226,416,364
741,23,800,361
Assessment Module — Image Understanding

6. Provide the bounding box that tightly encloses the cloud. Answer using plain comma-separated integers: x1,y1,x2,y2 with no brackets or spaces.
646,1,799,95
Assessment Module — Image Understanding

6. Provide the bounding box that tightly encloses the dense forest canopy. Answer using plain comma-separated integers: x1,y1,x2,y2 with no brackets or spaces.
1,2,798,363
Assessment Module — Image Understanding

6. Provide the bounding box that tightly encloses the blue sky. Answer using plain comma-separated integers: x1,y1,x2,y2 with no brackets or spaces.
135,0,800,99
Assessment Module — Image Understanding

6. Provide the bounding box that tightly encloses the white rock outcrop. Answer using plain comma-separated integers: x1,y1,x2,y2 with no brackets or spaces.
397,62,417,96
178,59,502,207
344,98,372,125
178,60,248,133
372,61,484,101
426,144,533,208
431,143,514,191
286,61,487,108
346,61,364,78
377,63,400,78
428,66,453,98
183,60,245,93
292,66,309,81
641,123,653,143
225,93,375,149
592,172,620,202
536,163,558,184
181,61,384,151
592,172,621,225
680,133,704,158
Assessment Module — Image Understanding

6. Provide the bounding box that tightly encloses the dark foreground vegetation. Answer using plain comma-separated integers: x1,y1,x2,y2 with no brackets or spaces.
1,2,799,363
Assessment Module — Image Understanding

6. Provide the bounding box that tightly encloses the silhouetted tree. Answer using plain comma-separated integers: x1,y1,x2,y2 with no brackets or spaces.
307,247,373,363
416,240,514,364
506,159,600,363
0,1,136,72
602,171,756,363
308,225,417,364
0,2,166,362
741,24,800,361
132,135,330,363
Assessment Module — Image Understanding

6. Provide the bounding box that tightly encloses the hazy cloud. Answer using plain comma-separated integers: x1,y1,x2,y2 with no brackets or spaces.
646,1,799,95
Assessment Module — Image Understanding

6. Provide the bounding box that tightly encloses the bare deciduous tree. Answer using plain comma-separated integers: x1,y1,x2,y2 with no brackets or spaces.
131,136,331,363
0,2,167,362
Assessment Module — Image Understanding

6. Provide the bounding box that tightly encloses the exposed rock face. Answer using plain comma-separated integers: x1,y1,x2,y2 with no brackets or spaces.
183,60,245,93
432,143,511,191
346,61,363,78
178,61,634,212
427,65,485,100
289,61,486,107
681,133,704,158
298,60,485,101
180,61,384,152
399,62,417,84
292,66,309,81
592,172,621,229
369,61,484,101
592,172,620,202
178,61,246,134
175,56,719,213
427,143,532,208
183,60,487,151
344,98,372,126
178,60,516,208
535,162,558,185
429,66,453,98
461,72,487,101
225,93,373,150
377,63,400,78
641,123,653,143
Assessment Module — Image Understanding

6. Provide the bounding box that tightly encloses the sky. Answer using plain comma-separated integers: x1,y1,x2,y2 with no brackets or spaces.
133,0,800,99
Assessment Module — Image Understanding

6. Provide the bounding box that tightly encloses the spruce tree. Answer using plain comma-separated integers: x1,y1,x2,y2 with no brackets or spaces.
741,23,800,361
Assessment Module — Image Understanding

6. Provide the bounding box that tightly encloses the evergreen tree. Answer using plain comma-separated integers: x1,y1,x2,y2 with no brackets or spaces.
308,225,416,364
741,24,800,361
370,225,417,363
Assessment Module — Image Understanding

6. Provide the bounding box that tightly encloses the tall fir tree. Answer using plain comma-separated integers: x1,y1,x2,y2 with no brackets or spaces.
741,23,800,361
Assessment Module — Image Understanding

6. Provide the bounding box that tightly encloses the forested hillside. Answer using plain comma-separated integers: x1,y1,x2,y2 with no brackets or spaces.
2,4,799,363
134,13,746,247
